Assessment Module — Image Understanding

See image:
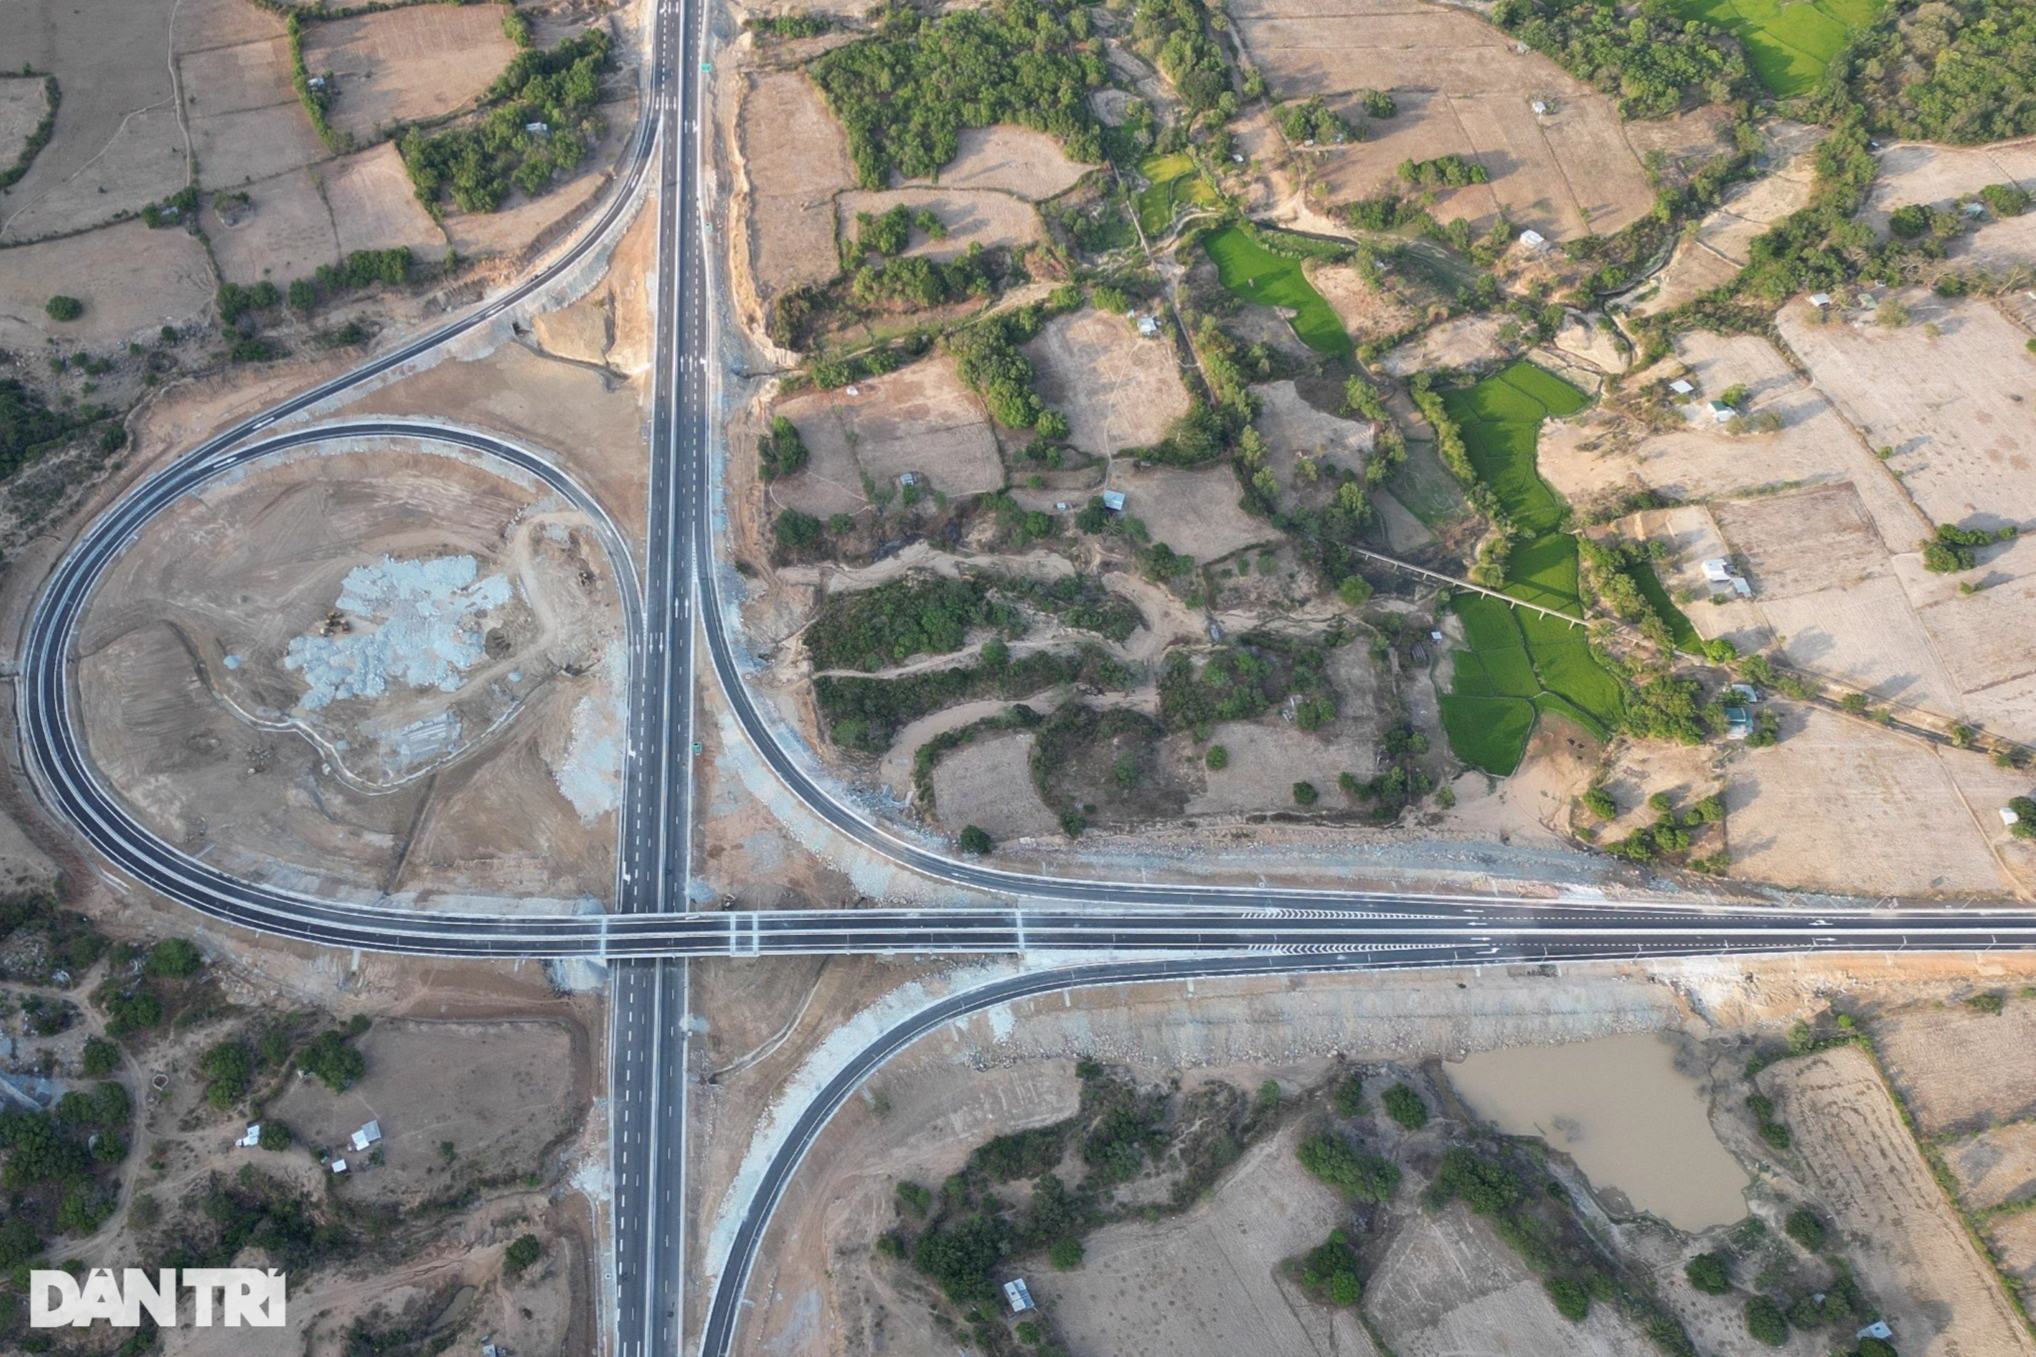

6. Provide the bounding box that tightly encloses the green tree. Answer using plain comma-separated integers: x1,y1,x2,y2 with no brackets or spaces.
298,1029,366,1093
957,825,994,855
1744,1295,1789,1346
1296,1133,1400,1202
1331,1071,1364,1117
145,938,203,978
1205,744,1229,770
1685,1251,1731,1294
1382,1083,1428,1130
504,1233,541,1273
45,295,83,321
1292,780,1319,805
1582,787,1617,820
80,1036,119,1077
1784,1207,1827,1251
1546,1276,1589,1321
1047,1236,1084,1270
199,1039,255,1109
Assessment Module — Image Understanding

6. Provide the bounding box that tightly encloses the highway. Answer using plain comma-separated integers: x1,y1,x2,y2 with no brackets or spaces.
13,1,2036,1355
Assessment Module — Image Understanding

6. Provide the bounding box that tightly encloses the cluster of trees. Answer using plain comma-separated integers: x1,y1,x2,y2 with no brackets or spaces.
1746,1092,1791,1151
298,1022,369,1093
947,304,1068,433
1840,0,2036,145
1736,115,1879,300
1156,639,1334,734
1294,1229,1364,1306
809,0,1106,188
846,243,998,312
1339,724,1437,821
1920,520,2015,573
805,575,1019,672
1275,96,1355,145
93,937,210,1040
400,28,611,213
748,9,829,38
1489,0,1747,119
1605,789,1723,862
1130,0,1234,119
1296,1133,1401,1202
0,378,111,482
1396,154,1489,189
817,642,1129,751
851,204,944,259
756,415,809,481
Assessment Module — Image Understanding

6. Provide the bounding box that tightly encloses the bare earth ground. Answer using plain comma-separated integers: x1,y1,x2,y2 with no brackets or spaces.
737,70,856,304
770,352,1005,518
1229,0,1654,241
76,445,623,906
0,76,50,169
926,731,1062,839
1864,139,2036,269
324,141,449,257
1763,1045,2036,1357
1114,461,1273,561
1877,999,2036,1138
0,0,191,240
900,124,1090,199
1723,706,2033,897
301,4,520,143
1381,315,1508,376
1024,307,1192,457
1633,122,1824,317
0,220,216,351
837,186,1041,261
1254,379,1373,503
1311,259,1419,346
1946,1119,2036,1212
207,166,344,285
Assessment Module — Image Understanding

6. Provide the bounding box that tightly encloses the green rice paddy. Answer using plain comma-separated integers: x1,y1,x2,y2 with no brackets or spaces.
1676,0,1881,98
1627,559,1700,650
1436,363,1623,775
1202,225,1353,358
1134,153,1219,239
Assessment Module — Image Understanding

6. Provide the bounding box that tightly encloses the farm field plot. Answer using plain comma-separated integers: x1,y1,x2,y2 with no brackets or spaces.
737,71,856,305
837,187,1041,261
901,124,1090,199
1229,0,1654,240
1877,999,2036,1137
1135,151,1218,237
1204,225,1351,357
299,4,520,143
1025,307,1192,456
0,220,216,350
1676,0,1878,98
1864,139,2036,270
0,76,50,170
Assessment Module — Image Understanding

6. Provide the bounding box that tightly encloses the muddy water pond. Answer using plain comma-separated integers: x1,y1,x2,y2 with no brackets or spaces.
1447,1032,1748,1230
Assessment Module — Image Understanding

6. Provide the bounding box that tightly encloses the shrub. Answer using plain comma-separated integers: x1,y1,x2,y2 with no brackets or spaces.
1292,780,1318,805
504,1233,541,1273
1047,1237,1084,1270
145,938,203,978
1331,1072,1364,1117
1582,787,1616,820
1297,1229,1364,1306
957,825,994,855
1783,1207,1827,1251
1980,183,2031,217
1381,1083,1427,1130
298,1029,366,1093
80,1037,119,1077
757,416,809,480
1205,744,1229,770
1744,1295,1788,1346
896,1180,933,1218
1684,1251,1731,1294
1546,1276,1589,1322
44,295,83,322
773,508,824,550
1295,1133,1400,1202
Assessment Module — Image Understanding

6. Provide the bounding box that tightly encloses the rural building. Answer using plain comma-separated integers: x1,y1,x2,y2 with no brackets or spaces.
1809,293,1832,309
331,1157,349,1174
1531,100,1548,115
1003,1279,1035,1313
350,1120,383,1153
1701,558,1735,583
1725,706,1753,739
1135,315,1161,337
2002,806,2021,827
1102,490,1127,512
1708,400,1735,422
236,1124,261,1149
1669,379,1695,396
1519,229,1547,251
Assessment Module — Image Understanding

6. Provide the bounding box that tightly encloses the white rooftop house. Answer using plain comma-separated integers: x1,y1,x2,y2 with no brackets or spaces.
1004,1279,1036,1314
1708,399,1736,422
1102,489,1127,512
1531,99,1549,115
349,1120,383,1154
1808,293,1832,309
1519,229,1548,252
1135,314,1161,337
236,1124,262,1149
2003,806,2022,827
1668,378,1695,396
330,1158,349,1175
1701,558,1735,584
1964,201,1986,217
525,121,550,136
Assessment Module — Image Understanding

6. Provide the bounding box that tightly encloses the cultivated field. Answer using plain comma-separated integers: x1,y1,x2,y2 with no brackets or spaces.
927,730,1061,838
0,75,49,169
1024,307,1192,456
1310,259,1419,347
1946,1119,2036,1212
1114,462,1273,562
300,4,520,143
269,1018,582,1203
838,187,1041,261
1761,1045,2036,1356
207,167,342,285
1722,707,2030,896
901,124,1090,198
770,353,1006,518
1381,315,1507,376
1676,0,1875,97
1877,998,2036,1138
76,443,624,905
179,4,330,192
326,141,449,257
737,70,856,303
0,220,215,350
1230,0,1655,240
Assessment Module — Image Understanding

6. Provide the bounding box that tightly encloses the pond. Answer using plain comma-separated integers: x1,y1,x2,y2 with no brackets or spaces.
1448,1032,1750,1231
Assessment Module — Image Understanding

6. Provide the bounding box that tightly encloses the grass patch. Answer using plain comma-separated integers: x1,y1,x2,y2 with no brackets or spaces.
1135,152,1218,238
1436,363,1623,772
1675,0,1880,98
1202,225,1352,358
1625,559,1699,650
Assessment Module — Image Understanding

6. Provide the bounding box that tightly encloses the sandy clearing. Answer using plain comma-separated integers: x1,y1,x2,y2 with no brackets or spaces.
0,219,216,351
1381,315,1508,376
1033,1117,1377,1357
902,124,1091,199
206,167,341,284
325,141,449,257
1025,307,1192,456
1778,293,2036,532
1879,1001,2036,1137
837,186,1041,261
1116,462,1274,561
1763,1046,2036,1357
1724,707,2019,897
1181,716,1378,816
927,730,1061,838
739,70,854,300
301,4,519,142
0,76,51,169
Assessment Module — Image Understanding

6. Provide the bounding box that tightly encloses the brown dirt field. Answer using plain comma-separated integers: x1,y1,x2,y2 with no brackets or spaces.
1230,0,1652,240
1179,713,1380,816
902,124,1090,199
1777,293,2036,534
0,0,190,241
269,1017,582,1201
178,31,297,118
1114,462,1274,561
1989,1211,2036,1287
1254,379,1373,503
1024,307,1192,456
769,353,1005,517
206,167,342,284
838,186,1041,261
1864,138,2036,255
76,444,623,905
1762,1046,2036,1357
1722,707,2028,897
1311,260,1418,345
1032,1117,1379,1357
0,76,50,169
190,100,332,188
301,4,520,142
1381,315,1508,376
739,70,854,301
927,730,1061,838
1947,1120,2036,1212
0,219,216,351
325,141,450,257
1878,998,2036,1137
